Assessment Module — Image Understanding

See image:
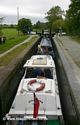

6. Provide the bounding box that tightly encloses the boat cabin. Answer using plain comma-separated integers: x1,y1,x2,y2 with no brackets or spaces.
5,55,62,121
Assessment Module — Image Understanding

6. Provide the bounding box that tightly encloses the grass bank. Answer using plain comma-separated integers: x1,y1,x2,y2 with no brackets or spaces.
2,28,23,39
70,36,80,43
0,36,38,66
0,28,29,53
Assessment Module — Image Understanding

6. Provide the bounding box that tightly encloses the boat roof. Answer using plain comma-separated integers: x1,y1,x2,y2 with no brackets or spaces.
40,38,52,47
24,55,55,68
7,77,62,120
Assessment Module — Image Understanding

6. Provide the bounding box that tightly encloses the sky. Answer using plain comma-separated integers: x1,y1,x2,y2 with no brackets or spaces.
0,0,71,24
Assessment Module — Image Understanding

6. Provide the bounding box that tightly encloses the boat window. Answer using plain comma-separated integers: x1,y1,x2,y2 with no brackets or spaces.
30,68,44,78
25,68,33,78
48,47,52,51
25,67,53,79
44,68,53,79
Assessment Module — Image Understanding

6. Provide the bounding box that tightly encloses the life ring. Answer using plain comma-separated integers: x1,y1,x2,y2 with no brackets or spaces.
27,79,45,92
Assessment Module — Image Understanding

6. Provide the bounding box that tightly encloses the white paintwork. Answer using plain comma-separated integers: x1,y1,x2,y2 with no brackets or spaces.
40,38,52,47
6,55,62,120
24,55,55,68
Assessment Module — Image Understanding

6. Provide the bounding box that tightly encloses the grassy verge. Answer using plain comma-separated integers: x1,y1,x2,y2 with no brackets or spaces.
0,35,29,54
0,28,29,53
70,36,80,44
0,36,38,66
2,28,23,39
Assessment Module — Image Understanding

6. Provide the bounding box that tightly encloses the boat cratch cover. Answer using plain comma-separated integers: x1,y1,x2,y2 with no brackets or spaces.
33,93,40,118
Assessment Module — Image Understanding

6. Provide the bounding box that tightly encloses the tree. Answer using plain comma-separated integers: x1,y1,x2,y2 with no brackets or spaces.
65,0,80,34
33,21,47,31
46,6,64,32
34,21,41,29
52,19,65,33
17,18,32,35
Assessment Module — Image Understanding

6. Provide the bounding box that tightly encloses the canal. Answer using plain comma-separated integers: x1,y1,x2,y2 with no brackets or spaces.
0,36,79,125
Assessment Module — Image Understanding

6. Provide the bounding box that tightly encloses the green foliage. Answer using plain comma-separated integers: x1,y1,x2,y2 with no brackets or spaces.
46,6,64,31
0,36,38,66
71,36,80,43
46,6,63,21
52,19,65,32
2,28,18,39
65,0,80,35
0,28,29,53
0,35,29,54
33,21,47,32
17,18,32,35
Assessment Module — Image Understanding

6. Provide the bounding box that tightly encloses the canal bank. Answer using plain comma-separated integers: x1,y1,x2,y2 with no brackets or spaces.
0,35,40,118
53,35,80,124
1,36,64,125
0,35,39,85
0,34,80,125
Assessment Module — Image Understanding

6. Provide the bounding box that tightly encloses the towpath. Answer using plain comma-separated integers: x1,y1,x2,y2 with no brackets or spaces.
0,35,33,58
0,35,38,85
54,35,80,118
57,36,80,67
